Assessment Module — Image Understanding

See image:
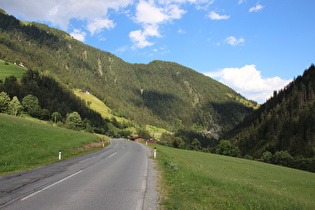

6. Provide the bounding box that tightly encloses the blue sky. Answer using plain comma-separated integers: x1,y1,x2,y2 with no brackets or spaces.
1,0,314,103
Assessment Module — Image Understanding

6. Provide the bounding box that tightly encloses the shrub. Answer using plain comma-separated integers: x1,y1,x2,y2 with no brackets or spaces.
261,151,273,163
271,150,294,167
215,140,241,157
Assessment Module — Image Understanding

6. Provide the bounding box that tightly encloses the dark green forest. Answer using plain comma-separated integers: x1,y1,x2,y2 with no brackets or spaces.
0,70,108,132
226,65,315,159
0,10,255,135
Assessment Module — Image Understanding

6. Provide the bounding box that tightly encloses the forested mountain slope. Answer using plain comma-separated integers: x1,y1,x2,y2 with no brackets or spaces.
227,65,315,158
0,10,256,133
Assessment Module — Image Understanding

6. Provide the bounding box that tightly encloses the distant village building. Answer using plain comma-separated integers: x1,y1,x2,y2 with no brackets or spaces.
14,61,25,67
79,90,90,94
130,136,146,142
130,136,158,143
148,139,158,143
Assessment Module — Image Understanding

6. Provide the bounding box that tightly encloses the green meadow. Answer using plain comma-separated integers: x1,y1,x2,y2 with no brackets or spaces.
0,60,27,80
153,144,315,209
0,114,106,175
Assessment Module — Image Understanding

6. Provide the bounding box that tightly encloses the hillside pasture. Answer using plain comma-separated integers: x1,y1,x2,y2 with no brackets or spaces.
0,114,106,175
74,89,169,137
0,60,27,81
74,89,123,121
153,144,315,209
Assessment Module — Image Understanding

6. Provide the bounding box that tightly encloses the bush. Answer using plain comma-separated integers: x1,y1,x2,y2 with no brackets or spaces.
271,151,294,167
191,138,201,151
56,121,64,128
215,140,241,157
243,154,253,160
172,137,185,149
40,109,50,120
261,151,273,163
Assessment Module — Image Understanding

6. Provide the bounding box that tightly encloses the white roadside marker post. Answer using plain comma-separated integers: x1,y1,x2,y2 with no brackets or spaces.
154,147,157,158
58,150,62,160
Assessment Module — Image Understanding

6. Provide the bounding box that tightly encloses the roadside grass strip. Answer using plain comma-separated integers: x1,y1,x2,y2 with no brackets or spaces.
0,114,106,175
153,144,315,210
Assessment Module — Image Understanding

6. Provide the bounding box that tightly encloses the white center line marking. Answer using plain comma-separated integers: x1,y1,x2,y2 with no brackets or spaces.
108,152,117,158
21,170,83,201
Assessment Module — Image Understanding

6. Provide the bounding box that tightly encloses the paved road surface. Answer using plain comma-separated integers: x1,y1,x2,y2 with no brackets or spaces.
0,139,157,210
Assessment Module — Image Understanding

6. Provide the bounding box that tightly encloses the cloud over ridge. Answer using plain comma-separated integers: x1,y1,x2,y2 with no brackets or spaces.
205,65,292,103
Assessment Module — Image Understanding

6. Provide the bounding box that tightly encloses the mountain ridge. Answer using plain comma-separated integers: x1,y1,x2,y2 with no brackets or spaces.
0,10,256,134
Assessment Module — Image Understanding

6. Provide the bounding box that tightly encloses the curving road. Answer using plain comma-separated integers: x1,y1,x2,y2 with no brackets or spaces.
0,139,158,210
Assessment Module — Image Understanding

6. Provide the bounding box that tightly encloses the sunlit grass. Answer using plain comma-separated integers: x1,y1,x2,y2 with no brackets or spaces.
0,114,107,175
0,60,27,80
152,144,315,209
74,89,122,121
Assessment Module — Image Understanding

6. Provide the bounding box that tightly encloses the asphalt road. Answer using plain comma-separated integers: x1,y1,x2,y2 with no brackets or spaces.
0,139,158,210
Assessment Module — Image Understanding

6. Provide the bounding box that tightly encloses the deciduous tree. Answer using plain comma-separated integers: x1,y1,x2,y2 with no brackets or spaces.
22,94,41,117
0,91,10,113
51,112,62,123
66,112,82,130
9,96,23,116
215,140,241,157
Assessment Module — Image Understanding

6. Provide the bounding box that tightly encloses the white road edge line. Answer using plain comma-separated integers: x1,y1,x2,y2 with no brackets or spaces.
108,152,117,158
21,170,83,201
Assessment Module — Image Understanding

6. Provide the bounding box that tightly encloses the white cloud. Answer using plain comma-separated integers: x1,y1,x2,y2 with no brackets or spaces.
177,27,186,34
249,4,264,12
144,24,161,37
87,18,115,35
115,46,129,53
158,0,212,5
238,0,246,4
134,1,186,25
205,65,292,103
225,36,245,46
129,30,154,48
134,0,168,24
129,24,162,48
207,11,230,20
130,0,186,48
1,0,132,30
70,29,86,41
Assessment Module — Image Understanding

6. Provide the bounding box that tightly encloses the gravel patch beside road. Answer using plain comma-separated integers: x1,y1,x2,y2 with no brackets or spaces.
143,146,160,210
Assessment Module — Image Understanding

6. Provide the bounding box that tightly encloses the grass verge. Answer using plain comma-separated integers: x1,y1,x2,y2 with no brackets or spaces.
151,144,315,209
0,114,109,175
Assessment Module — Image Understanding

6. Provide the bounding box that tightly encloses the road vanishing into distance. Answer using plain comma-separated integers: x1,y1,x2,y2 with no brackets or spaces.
0,139,158,210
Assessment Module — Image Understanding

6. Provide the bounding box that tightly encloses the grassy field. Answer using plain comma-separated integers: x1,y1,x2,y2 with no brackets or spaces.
74,89,125,121
151,144,315,209
0,60,27,81
0,114,108,175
